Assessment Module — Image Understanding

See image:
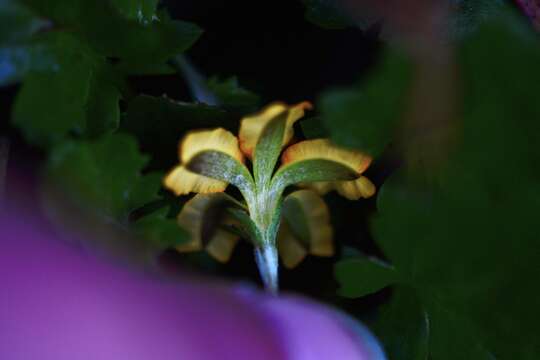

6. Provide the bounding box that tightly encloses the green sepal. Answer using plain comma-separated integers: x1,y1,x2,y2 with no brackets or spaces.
185,150,255,199
253,110,288,187
281,192,312,249
271,159,357,195
178,192,243,248
226,207,263,245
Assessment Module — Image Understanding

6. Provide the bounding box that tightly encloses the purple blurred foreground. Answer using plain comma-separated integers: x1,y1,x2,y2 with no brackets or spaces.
0,208,385,360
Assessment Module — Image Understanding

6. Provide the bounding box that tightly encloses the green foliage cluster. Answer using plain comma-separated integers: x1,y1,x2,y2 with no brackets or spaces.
2,0,540,358
333,14,540,360
1,0,206,250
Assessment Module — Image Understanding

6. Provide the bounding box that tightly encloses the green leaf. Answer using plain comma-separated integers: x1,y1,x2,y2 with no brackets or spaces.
301,0,352,30
318,50,413,157
371,286,430,360
335,257,397,298
206,76,260,109
45,133,154,222
0,0,46,45
300,116,329,139
12,32,120,146
110,0,159,24
253,111,288,186
134,208,189,249
186,151,255,198
338,13,540,359
21,0,202,63
121,95,233,169
272,159,357,193
0,1,52,85
449,0,505,38
126,171,164,213
114,61,176,76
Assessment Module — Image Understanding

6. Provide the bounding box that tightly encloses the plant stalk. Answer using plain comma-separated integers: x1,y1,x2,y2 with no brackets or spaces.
254,244,279,295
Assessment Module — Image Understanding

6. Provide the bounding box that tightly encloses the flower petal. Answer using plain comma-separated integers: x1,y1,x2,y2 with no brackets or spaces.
336,176,377,200
181,128,244,164
281,139,372,174
206,232,240,263
164,128,244,196
277,224,308,269
299,181,334,195
177,193,240,262
302,176,377,200
164,166,227,196
239,101,312,158
278,190,333,268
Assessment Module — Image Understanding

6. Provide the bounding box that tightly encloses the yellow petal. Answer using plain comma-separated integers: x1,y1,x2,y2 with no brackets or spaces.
278,190,334,268
176,193,207,253
277,223,308,269
299,181,334,195
335,176,377,200
238,101,312,158
181,128,244,163
287,190,334,257
164,128,243,196
164,166,227,196
176,194,239,262
281,139,372,174
206,231,240,263
301,176,376,200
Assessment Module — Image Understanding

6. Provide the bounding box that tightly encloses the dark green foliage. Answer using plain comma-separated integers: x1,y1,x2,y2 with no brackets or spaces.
110,0,159,24
336,15,540,359
372,287,429,360
45,133,156,221
4,0,202,145
300,116,329,139
134,208,190,249
335,257,396,298
12,33,121,146
0,0,50,85
318,50,413,157
20,0,202,63
206,76,260,109
301,0,352,29
121,95,233,169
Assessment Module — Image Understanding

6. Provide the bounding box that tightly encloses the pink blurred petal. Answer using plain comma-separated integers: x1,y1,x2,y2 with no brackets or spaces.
0,208,385,360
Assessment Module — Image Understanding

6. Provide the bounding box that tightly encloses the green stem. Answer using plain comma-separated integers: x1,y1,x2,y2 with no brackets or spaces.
247,187,282,294
254,244,279,295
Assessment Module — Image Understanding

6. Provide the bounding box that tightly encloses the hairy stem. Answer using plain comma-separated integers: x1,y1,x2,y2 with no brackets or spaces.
254,244,279,295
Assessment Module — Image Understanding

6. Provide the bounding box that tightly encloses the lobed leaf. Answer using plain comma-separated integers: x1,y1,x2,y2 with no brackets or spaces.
45,133,157,222
318,50,413,157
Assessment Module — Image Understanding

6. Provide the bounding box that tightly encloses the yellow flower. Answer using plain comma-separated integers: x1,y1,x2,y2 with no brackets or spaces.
163,102,376,292
238,101,312,158
278,189,334,269
164,128,245,195
279,139,376,199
